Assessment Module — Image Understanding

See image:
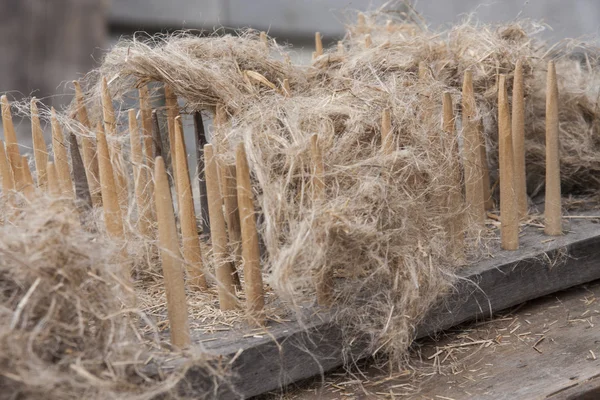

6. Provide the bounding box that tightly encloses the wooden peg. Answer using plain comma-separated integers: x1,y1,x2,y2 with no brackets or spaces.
386,20,393,33
21,156,35,199
220,162,243,289
236,144,265,320
498,75,519,250
151,109,163,159
381,108,393,155
1,96,23,188
51,108,74,197
357,13,366,30
101,77,128,208
0,140,14,192
30,98,48,190
365,34,372,48
315,32,323,57
73,81,102,206
442,92,465,259
139,85,154,167
545,61,562,236
164,84,179,190
461,70,486,226
337,41,344,55
129,109,151,237
260,31,267,45
204,144,238,310
193,111,211,240
46,162,60,197
174,115,207,289
154,156,191,348
512,60,527,218
478,120,493,210
96,123,124,238
69,132,93,210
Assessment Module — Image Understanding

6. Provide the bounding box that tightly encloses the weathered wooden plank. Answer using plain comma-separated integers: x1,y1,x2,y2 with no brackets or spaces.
179,217,600,399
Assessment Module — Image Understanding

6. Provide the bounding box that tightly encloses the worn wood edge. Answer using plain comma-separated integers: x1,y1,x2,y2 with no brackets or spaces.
546,373,600,400
173,219,600,399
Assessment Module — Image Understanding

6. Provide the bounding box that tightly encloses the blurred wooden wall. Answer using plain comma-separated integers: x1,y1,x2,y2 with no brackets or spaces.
0,0,108,107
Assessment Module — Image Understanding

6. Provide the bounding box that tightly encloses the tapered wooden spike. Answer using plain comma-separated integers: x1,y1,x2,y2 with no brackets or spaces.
461,70,486,226
357,12,366,29
386,20,393,33
69,132,92,210
73,81,102,206
236,144,265,321
139,85,154,168
310,134,332,305
21,156,35,199
498,75,519,250
204,144,238,310
315,32,323,57
151,110,163,158
129,109,151,237
0,140,14,192
174,115,207,289
545,61,562,236
442,92,465,259
154,156,191,348
260,31,267,44
337,41,344,55
479,120,493,210
46,162,60,197
164,84,180,191
96,123,124,238
193,111,211,240
381,108,393,155
512,60,527,218
1,95,23,188
220,162,242,289
50,108,74,197
365,34,372,48
30,98,48,190
101,77,128,208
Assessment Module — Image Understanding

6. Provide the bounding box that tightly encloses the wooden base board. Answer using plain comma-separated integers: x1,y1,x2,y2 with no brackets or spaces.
175,216,600,399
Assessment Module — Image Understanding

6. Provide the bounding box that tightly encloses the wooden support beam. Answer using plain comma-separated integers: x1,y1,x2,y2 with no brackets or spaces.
461,70,486,226
154,156,191,348
96,123,124,238
498,75,519,250
129,109,151,237
1,96,23,189
236,144,265,322
74,81,102,207
50,108,74,197
512,60,527,218
30,98,48,190
545,61,562,236
174,115,207,289
204,144,238,310
193,111,211,240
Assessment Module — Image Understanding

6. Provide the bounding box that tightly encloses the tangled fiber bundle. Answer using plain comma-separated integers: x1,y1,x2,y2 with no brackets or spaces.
0,196,226,399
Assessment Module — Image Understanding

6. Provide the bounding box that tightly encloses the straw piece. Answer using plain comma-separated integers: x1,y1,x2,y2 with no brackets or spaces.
193,111,211,239
479,120,493,210
96,124,124,238
154,156,191,348
204,144,238,310
46,162,60,197
310,134,331,305
315,32,323,58
0,140,14,192
101,77,128,208
545,61,562,236
461,70,486,226
236,144,265,320
1,96,23,189
69,132,93,210
442,92,464,259
139,85,154,168
498,75,519,250
512,60,527,217
129,109,151,237
221,162,242,288
381,108,393,155
30,98,48,190
51,108,74,197
174,116,207,289
164,84,179,191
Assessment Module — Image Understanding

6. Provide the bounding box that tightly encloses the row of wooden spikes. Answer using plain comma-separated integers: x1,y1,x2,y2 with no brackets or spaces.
0,81,266,349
